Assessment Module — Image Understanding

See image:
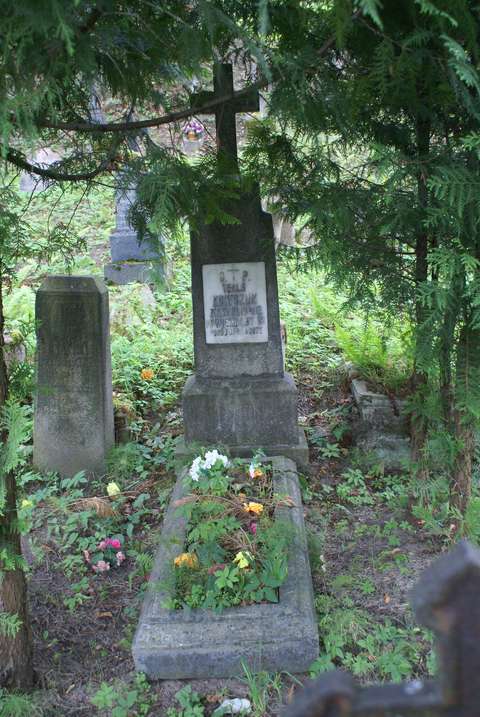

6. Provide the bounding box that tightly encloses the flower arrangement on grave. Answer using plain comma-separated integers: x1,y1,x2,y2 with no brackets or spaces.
169,450,292,611
84,536,126,573
182,119,204,142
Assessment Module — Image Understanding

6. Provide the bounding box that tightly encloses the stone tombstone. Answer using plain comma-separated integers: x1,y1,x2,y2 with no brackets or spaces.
33,276,114,476
104,182,166,285
180,63,307,464
19,148,61,193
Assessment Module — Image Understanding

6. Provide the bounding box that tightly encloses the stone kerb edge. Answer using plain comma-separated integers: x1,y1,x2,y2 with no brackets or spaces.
351,378,408,423
132,455,319,678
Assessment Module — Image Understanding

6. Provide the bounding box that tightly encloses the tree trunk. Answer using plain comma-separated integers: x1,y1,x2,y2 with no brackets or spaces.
0,272,34,689
410,114,430,479
0,473,34,689
450,409,474,515
449,317,480,516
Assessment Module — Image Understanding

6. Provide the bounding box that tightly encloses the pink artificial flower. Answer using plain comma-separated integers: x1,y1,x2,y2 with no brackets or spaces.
109,539,122,550
116,551,126,566
98,539,108,550
92,560,110,573
249,522,257,535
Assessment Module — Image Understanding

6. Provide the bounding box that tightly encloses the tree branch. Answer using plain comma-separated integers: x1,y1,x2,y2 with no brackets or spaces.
34,14,356,135
36,81,268,134
4,143,120,182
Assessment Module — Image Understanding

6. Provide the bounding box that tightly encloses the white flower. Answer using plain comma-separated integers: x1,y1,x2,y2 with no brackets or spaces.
189,450,229,482
203,449,229,470
249,462,256,479
189,456,202,481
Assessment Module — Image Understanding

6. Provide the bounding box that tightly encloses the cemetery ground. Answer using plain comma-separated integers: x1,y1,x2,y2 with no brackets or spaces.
3,184,448,716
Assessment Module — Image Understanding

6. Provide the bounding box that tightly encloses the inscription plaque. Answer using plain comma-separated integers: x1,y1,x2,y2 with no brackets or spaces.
203,262,268,344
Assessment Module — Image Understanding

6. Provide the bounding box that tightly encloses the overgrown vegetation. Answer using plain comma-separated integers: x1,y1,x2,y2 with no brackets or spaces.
169,453,290,611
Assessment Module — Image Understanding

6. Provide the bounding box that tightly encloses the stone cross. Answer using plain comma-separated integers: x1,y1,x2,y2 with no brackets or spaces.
178,63,307,466
192,63,259,166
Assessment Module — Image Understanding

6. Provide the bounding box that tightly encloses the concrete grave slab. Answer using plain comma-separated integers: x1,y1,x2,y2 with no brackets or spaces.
132,456,319,678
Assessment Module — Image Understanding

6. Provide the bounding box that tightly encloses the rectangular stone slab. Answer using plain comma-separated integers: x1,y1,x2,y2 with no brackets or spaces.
132,456,319,678
33,275,114,476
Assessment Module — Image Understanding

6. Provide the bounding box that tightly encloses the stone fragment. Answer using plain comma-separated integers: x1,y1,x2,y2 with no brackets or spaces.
351,378,410,468
214,698,252,715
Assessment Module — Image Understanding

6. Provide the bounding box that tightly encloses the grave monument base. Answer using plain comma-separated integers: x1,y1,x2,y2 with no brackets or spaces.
104,261,165,286
180,372,308,466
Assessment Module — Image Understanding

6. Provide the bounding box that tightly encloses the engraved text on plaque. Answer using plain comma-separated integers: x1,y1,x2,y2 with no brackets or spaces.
202,262,268,344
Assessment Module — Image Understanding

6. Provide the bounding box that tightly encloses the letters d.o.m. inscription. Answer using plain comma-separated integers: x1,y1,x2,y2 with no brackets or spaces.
203,261,268,344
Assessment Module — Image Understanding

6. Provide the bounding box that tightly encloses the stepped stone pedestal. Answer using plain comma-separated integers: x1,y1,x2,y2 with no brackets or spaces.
104,184,165,285
178,192,307,465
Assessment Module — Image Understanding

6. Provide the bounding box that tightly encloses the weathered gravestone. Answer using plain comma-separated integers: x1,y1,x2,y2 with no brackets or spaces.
19,147,61,193
104,182,166,285
33,276,114,476
177,63,307,465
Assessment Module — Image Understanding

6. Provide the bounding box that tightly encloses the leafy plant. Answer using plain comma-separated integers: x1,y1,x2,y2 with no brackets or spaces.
169,452,291,612
91,673,152,717
166,686,204,717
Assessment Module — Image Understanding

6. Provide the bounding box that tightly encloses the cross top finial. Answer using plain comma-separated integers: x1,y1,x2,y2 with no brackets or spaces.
192,63,259,167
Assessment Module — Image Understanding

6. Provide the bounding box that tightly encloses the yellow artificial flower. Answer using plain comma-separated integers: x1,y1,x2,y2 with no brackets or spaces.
141,368,154,381
243,501,264,516
249,462,264,479
233,551,252,569
21,499,33,509
107,481,121,498
174,552,199,569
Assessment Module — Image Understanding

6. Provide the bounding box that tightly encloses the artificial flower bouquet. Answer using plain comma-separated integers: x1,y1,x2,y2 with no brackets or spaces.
84,536,126,573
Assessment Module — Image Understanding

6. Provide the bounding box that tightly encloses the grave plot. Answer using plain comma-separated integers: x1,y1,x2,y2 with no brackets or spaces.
133,455,318,678
351,377,410,469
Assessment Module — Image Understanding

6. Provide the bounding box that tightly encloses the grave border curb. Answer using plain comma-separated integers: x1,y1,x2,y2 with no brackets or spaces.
132,455,319,678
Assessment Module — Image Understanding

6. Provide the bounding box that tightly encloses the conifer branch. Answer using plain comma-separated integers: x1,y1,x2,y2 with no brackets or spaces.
34,16,358,136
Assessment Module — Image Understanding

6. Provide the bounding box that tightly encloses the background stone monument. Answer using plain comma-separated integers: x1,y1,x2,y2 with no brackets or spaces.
33,276,114,476
179,64,307,464
18,147,61,193
104,182,166,285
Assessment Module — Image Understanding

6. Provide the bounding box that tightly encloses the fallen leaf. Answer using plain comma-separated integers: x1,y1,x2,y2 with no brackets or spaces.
96,611,113,619
72,497,116,517
173,496,198,507
205,693,222,703
384,594,391,604
277,496,296,507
